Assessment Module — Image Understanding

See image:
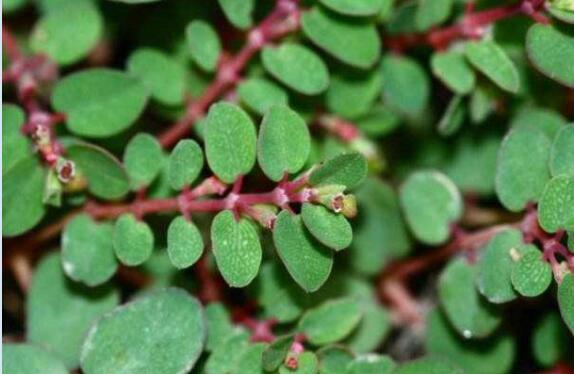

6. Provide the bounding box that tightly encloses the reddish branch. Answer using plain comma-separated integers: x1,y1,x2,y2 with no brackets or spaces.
157,0,301,148
385,0,548,52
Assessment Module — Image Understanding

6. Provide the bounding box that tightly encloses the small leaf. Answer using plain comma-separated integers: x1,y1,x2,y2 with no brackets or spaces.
234,343,267,374
237,78,288,116
217,0,254,29
347,355,396,374
558,273,574,335
355,105,400,137
381,55,430,117
510,106,567,141
278,351,318,374
30,1,102,65
211,210,262,287
495,128,551,212
319,0,384,16
399,171,462,245
439,258,501,338
477,228,523,303
2,156,46,237
27,253,119,369
431,51,476,95
81,288,206,374
298,297,362,345
67,142,130,200
261,43,329,95
127,48,186,106
511,245,552,297
123,133,163,189
2,104,30,173
52,68,149,138
205,329,251,374
550,125,574,177
3,344,68,374
257,105,310,181
437,95,465,137
532,312,571,368
527,24,574,88
394,356,462,374
309,152,368,189
262,334,295,372
113,214,154,266
326,69,383,119
168,139,204,190
205,303,235,352
301,6,380,69
547,4,574,24
205,102,257,183
317,346,353,373
464,40,520,93
301,203,352,251
62,214,118,287
415,0,454,31
186,20,221,72
538,175,574,232
167,216,204,269
346,300,391,353
273,211,334,292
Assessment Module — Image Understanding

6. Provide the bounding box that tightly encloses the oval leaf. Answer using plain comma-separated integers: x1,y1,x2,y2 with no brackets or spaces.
538,175,574,233
301,203,352,251
431,51,475,95
309,152,368,189
298,298,362,345
511,245,552,297
319,0,384,16
237,78,288,115
113,213,154,266
186,20,221,72
4,344,68,374
217,0,254,29
167,216,204,269
3,104,30,173
527,24,574,88
211,210,262,287
464,40,520,93
558,273,574,335
168,139,204,190
550,125,574,177
257,105,311,181
124,133,163,190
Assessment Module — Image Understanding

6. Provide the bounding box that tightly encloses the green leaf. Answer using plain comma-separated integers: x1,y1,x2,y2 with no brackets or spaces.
237,78,288,116
30,1,102,65
495,128,551,211
233,342,267,374
3,344,68,374
439,258,501,338
551,125,574,177
394,356,462,374
319,0,384,16
548,4,574,24
52,68,149,138
317,346,353,374
2,104,30,173
351,177,411,275
168,139,204,190
558,273,574,335
355,105,400,137
113,214,154,266
261,43,329,95
278,351,318,374
510,106,567,140
205,102,257,183
27,253,119,369
262,334,295,372
167,216,204,269
469,84,496,124
381,55,430,117
347,355,396,374
477,229,523,303
437,95,465,137
2,156,46,237
67,142,130,200
205,303,235,352
123,133,163,189
81,288,206,374
301,203,352,251
532,312,571,368
127,48,186,106
211,210,262,287
205,329,251,374
415,0,454,31
527,24,574,88
62,214,118,286
254,263,307,323
186,20,221,72
538,176,574,233
400,171,462,245
309,152,368,189
301,7,380,69
511,245,552,297
346,300,391,353
431,51,476,95
426,310,516,374
3,0,27,13
464,40,520,93
257,105,310,181
217,0,254,29
326,69,383,119
273,211,334,292
298,298,362,345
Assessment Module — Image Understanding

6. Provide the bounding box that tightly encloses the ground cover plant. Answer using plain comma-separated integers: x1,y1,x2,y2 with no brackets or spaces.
2,0,574,372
